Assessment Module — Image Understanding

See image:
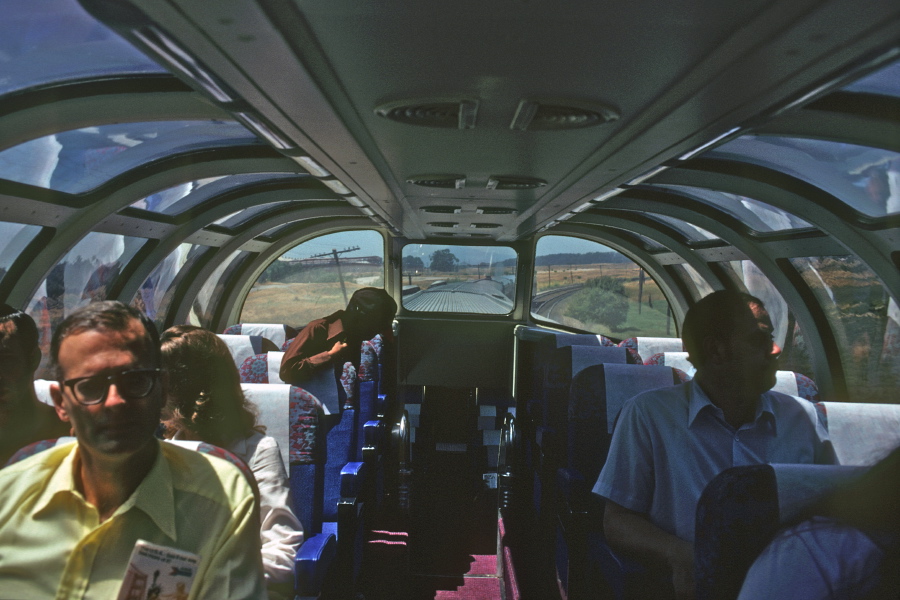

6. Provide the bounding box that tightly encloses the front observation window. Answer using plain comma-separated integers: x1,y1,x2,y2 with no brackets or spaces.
189,251,250,329
401,244,517,315
132,243,210,328
532,235,674,339
790,256,898,403
241,230,386,327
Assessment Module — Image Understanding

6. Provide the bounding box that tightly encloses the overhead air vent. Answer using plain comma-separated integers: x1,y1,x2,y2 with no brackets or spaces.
470,223,501,229
407,174,466,189
510,100,619,131
376,99,478,129
427,221,459,228
476,207,517,215
422,206,462,214
486,176,547,190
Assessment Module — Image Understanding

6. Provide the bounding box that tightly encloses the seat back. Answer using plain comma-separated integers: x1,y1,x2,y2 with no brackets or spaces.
817,402,900,466
695,463,868,600
217,334,279,371
240,383,294,467
617,337,684,365
238,352,286,384
223,323,298,350
567,363,679,484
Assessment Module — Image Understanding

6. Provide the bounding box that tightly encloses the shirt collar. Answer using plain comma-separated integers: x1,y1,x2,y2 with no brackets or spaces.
34,440,177,541
687,380,777,432
326,311,347,342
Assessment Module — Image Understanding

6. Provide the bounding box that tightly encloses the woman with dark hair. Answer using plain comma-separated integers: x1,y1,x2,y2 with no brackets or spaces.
160,325,303,595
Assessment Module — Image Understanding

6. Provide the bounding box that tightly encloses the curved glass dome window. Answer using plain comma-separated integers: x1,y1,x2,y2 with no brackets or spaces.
532,235,674,339
671,263,715,301
128,173,308,216
717,260,812,378
650,184,812,232
189,251,251,329
27,232,145,375
707,135,900,217
213,202,293,229
0,120,260,194
1,0,166,99
791,255,897,403
841,58,900,97
650,215,719,242
133,243,210,327
0,222,41,284
242,230,386,326
402,244,517,315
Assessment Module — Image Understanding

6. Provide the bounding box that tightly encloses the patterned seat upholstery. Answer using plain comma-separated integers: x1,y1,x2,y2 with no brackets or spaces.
217,334,279,371
617,337,684,366
222,323,298,351
239,352,284,384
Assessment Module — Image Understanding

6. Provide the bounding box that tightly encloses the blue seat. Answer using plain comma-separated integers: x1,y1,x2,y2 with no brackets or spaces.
695,462,869,600
555,363,681,600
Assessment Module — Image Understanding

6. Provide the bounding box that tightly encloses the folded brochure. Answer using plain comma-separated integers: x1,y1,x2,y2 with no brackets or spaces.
117,539,200,600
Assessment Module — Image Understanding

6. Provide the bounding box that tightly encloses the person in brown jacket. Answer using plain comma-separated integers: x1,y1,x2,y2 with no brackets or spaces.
279,287,397,386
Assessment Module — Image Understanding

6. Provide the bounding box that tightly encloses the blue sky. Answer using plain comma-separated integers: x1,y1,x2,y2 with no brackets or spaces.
283,231,613,262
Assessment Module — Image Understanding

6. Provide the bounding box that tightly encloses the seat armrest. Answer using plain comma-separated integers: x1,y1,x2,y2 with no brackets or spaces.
294,532,337,596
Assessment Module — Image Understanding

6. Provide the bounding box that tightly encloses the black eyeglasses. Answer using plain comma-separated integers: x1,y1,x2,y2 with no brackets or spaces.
61,368,162,406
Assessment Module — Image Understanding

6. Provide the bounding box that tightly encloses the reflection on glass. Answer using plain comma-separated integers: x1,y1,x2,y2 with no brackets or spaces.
651,184,811,231
677,263,715,301
401,244,517,314
651,215,719,241
719,260,812,377
128,174,303,216
0,120,258,194
708,135,900,217
213,202,291,228
28,233,144,376
132,243,207,326
791,256,898,403
0,222,41,282
842,59,900,98
242,230,385,326
1,0,165,98
189,251,248,328
532,235,674,338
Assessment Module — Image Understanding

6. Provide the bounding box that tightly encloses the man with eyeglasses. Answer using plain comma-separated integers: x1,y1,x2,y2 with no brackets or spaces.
0,301,267,599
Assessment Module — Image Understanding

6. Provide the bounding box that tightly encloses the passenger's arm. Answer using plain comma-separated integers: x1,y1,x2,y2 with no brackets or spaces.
279,322,337,384
604,499,695,600
250,437,305,585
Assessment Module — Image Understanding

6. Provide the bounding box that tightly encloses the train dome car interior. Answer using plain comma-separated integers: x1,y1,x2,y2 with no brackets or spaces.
2,0,898,598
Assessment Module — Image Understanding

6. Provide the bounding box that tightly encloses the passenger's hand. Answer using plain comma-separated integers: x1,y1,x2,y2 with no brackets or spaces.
328,341,347,356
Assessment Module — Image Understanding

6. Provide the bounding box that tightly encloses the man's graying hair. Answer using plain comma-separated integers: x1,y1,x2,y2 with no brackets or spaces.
50,301,160,379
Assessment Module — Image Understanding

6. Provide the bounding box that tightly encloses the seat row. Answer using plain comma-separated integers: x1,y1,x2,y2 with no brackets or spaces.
506,327,899,600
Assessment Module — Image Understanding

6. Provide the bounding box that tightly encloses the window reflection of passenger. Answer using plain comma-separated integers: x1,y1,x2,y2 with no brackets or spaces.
0,304,69,466
593,290,835,600
161,325,303,599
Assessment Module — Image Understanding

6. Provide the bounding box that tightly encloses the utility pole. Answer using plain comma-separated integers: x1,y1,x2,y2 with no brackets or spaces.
638,268,645,314
310,246,359,304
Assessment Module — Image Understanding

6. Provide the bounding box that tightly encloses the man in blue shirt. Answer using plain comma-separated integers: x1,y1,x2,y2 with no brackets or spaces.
593,290,834,600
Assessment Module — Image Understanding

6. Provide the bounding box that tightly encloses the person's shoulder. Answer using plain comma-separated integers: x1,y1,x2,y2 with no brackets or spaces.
629,381,690,408
161,442,256,501
0,440,75,497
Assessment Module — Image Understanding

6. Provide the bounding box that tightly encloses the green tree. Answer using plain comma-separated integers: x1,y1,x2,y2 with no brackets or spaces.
566,276,628,331
403,255,425,271
429,249,459,272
